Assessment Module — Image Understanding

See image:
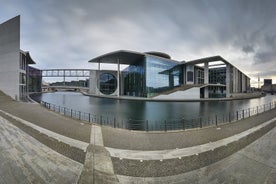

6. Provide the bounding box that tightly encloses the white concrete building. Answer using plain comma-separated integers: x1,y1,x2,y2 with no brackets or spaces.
0,16,35,100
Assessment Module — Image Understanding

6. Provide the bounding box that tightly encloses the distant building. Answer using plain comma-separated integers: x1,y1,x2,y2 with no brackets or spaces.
0,16,41,100
264,79,272,86
261,79,275,93
88,50,250,99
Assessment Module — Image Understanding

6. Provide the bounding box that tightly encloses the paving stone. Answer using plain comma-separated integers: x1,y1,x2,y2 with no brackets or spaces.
116,127,276,184
0,116,83,184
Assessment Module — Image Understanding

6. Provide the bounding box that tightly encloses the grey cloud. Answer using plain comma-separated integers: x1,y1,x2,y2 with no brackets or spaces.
2,0,276,83
254,51,276,64
242,45,255,54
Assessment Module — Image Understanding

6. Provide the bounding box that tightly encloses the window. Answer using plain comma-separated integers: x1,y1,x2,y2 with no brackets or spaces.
99,73,117,95
187,71,193,82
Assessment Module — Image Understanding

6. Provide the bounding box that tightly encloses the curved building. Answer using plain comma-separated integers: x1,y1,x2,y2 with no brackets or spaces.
88,50,250,99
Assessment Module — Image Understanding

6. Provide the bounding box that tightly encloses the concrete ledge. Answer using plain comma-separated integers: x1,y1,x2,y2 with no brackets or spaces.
110,118,276,177
107,117,276,160
0,109,89,151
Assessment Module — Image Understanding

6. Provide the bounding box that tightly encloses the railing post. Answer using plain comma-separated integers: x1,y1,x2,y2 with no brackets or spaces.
100,115,102,125
89,113,91,123
215,115,218,126
114,118,116,128
236,111,239,121
71,109,73,117
146,120,149,132
200,117,202,128
242,109,244,119
248,108,250,117
229,112,231,122
79,111,81,120
128,118,131,130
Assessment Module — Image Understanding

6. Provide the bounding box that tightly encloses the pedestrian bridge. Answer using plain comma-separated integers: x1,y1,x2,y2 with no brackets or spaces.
42,69,91,77
42,86,89,92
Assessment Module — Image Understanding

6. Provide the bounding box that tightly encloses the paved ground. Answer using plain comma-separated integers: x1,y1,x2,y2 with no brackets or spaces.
117,126,276,184
0,116,83,184
102,108,276,150
1,91,276,183
0,91,90,143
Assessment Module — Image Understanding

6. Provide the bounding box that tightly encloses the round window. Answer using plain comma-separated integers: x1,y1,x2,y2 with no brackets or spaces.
99,73,117,95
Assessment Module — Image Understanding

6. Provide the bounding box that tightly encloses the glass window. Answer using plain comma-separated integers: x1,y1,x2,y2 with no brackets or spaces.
187,71,193,82
209,67,226,84
99,73,117,95
145,56,179,97
122,59,146,97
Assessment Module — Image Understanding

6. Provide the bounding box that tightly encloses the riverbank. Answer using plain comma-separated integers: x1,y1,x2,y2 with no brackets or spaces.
82,91,265,102
1,90,276,183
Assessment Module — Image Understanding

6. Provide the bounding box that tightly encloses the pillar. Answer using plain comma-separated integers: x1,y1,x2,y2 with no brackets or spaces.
204,62,209,98
226,64,231,97
117,58,120,97
98,62,101,70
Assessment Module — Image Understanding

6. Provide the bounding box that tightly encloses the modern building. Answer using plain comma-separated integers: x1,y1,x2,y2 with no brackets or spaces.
0,16,40,101
88,50,250,99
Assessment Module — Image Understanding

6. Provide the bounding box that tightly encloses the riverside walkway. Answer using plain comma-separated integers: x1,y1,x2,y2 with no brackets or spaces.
0,91,276,183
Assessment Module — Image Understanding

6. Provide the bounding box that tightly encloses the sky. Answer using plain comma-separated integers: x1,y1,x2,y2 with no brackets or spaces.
1,0,276,86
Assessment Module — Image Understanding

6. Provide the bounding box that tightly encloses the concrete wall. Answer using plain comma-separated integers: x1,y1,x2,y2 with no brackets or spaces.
0,16,20,100
89,70,118,96
154,87,200,100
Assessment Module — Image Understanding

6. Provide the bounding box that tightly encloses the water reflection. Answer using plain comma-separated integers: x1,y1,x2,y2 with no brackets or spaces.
41,92,276,121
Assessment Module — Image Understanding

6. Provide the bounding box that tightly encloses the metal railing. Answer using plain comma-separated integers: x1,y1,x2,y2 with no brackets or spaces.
40,101,276,131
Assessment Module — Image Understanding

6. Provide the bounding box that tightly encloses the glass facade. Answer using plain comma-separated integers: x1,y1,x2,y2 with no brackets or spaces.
99,73,117,95
121,55,182,97
28,66,42,92
209,67,226,84
145,56,180,97
122,58,146,97
208,86,226,98
195,67,204,84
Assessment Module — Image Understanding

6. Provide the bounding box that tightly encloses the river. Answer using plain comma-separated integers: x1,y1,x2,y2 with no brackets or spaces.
39,92,276,122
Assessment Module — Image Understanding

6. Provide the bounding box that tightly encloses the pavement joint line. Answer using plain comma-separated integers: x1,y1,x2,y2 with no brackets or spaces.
106,117,276,161
0,109,89,151
236,151,276,169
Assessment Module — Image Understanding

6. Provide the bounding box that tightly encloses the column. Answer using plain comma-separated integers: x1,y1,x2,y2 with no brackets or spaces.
98,61,101,71
204,62,209,98
226,64,231,97
117,58,120,97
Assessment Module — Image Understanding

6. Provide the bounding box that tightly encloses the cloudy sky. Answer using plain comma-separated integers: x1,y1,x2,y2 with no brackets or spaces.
1,0,276,86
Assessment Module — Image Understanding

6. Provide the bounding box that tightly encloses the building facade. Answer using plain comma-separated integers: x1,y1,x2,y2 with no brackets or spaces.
89,50,250,99
0,16,39,100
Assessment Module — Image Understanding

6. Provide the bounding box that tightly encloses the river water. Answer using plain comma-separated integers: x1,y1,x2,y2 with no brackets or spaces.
39,92,276,122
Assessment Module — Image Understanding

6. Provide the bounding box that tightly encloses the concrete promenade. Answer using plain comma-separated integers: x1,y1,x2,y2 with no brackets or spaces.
0,91,276,183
